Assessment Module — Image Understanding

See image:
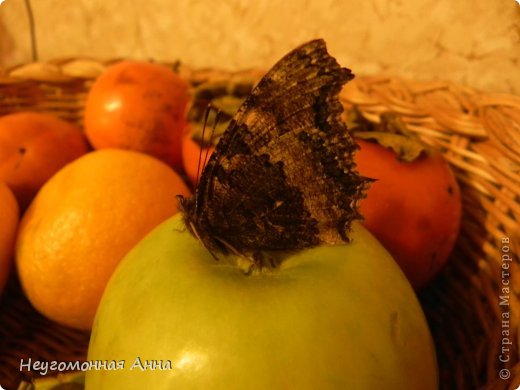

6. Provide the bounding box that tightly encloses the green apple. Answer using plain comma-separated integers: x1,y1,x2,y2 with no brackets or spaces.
86,214,438,389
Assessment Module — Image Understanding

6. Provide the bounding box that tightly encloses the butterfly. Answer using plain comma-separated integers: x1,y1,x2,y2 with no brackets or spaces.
178,39,370,266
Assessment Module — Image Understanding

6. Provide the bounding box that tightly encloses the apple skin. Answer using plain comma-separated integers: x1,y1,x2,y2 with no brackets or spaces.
86,214,438,389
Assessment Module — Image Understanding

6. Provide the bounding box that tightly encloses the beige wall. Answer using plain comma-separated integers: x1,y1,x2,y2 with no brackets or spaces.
0,0,519,94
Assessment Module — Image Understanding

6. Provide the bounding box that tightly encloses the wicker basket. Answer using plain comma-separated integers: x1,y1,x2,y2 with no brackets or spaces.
0,59,519,390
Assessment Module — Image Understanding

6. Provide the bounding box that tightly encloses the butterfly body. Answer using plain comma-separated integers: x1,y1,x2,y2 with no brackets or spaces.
178,39,369,264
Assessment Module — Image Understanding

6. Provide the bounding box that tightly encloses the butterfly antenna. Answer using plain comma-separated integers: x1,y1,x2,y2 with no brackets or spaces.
196,104,212,186
202,109,221,174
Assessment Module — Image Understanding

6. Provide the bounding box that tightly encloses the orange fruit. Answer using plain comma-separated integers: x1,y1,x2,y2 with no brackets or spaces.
84,61,190,172
0,181,19,295
355,138,461,289
0,112,90,210
16,149,191,330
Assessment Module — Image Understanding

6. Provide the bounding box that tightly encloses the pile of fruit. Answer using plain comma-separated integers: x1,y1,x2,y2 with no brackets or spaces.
1,58,461,389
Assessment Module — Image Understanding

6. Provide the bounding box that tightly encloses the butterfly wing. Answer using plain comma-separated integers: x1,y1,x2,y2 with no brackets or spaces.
182,39,369,254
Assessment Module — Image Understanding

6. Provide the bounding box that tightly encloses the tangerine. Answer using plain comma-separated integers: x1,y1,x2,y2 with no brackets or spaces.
0,112,89,210
16,149,191,330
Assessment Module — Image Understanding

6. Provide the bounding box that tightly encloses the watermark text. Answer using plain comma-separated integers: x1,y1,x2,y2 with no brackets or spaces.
499,236,512,380
20,357,173,376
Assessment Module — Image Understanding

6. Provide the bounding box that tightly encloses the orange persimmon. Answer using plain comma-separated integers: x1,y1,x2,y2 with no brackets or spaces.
355,138,462,290
84,61,190,172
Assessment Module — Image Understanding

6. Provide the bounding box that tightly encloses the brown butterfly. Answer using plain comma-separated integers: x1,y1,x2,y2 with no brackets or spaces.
178,39,370,265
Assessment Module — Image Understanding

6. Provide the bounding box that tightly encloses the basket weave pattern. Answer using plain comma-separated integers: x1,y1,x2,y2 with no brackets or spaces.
340,77,520,390
0,59,519,390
